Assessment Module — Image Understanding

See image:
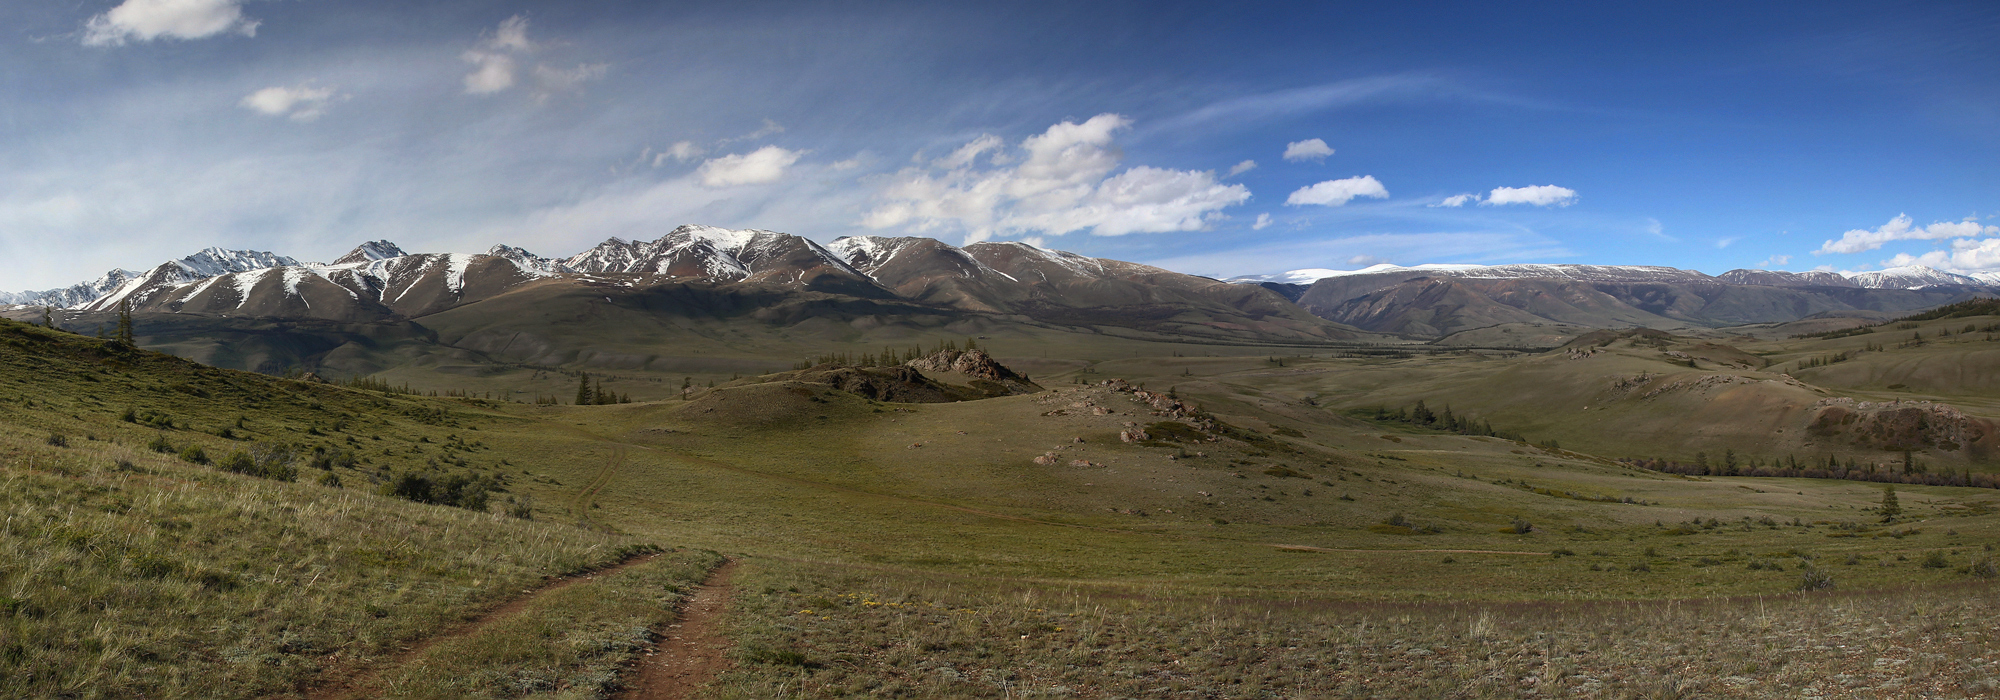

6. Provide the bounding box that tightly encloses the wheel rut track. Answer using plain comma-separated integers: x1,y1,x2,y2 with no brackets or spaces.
303,549,680,700
616,559,741,699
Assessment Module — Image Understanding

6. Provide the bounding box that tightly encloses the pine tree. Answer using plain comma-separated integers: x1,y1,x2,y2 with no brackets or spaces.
39,306,53,329
575,372,592,406
595,380,608,405
116,298,135,345
1879,485,1901,523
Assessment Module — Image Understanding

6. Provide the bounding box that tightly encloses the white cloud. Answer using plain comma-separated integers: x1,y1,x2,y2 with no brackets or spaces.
489,15,533,52
532,63,608,95
652,141,704,167
460,16,604,99
1284,176,1388,207
1431,193,1479,208
1884,237,2000,272
462,50,517,94
720,119,780,144
830,156,864,171
1481,185,1578,207
239,84,340,122
1348,255,1387,266
933,134,1002,169
1814,214,1999,255
1642,218,1679,242
1227,160,1257,177
83,0,259,46
862,114,1250,241
1282,138,1334,162
1715,237,1739,249
696,146,804,188
1252,213,1272,230
1759,255,1791,268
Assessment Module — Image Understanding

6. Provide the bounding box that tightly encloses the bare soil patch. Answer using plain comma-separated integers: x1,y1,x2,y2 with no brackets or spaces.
618,559,741,699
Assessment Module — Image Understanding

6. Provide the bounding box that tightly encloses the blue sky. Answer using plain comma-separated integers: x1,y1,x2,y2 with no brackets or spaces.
2,0,1996,289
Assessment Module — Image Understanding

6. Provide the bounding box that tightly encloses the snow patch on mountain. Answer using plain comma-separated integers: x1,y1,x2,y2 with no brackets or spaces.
1846,265,1983,289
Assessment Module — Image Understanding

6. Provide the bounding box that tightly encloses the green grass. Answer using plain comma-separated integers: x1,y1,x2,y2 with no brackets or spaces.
0,431,652,699
9,312,2000,697
365,549,725,699
712,558,2000,698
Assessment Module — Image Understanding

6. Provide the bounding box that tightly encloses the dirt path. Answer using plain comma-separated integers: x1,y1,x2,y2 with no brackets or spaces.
305,551,665,700
618,559,740,700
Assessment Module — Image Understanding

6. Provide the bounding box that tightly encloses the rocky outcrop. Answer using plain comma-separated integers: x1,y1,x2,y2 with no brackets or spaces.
905,349,1041,395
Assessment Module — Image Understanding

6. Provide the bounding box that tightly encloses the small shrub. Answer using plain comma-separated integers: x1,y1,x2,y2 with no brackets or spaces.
1509,518,1533,534
217,450,255,473
507,496,534,520
1799,567,1835,591
1628,561,1651,572
740,644,816,668
179,445,209,465
147,433,175,453
1971,558,1999,579
317,472,343,488
46,433,69,448
1550,549,1575,558
1921,551,1950,569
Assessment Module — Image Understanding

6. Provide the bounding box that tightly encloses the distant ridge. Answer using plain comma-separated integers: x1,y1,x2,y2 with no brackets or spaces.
1229,262,1995,291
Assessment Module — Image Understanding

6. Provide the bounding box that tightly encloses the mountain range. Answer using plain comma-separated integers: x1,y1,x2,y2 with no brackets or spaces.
5,226,1996,374
1227,262,1997,338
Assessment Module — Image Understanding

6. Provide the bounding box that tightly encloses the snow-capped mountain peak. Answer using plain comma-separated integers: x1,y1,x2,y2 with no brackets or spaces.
332,240,408,265
175,248,301,278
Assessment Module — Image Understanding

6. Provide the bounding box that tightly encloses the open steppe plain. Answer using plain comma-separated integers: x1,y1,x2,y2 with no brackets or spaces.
4,311,2000,698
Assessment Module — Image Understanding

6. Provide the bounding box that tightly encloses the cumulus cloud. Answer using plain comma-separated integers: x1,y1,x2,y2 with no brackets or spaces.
240,84,340,121
1431,193,1479,207
488,14,532,51
1282,138,1334,162
462,50,517,94
1227,160,1257,177
1481,185,1578,207
461,16,605,98
1284,176,1388,207
861,114,1250,241
1252,213,1272,230
1759,255,1791,268
1884,238,2000,272
1815,214,1999,255
696,145,804,188
83,0,259,46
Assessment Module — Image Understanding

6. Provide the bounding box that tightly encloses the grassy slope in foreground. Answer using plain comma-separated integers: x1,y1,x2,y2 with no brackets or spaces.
0,319,711,699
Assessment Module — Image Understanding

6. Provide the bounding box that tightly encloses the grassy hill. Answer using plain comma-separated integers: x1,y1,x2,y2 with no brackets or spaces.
0,319,723,698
